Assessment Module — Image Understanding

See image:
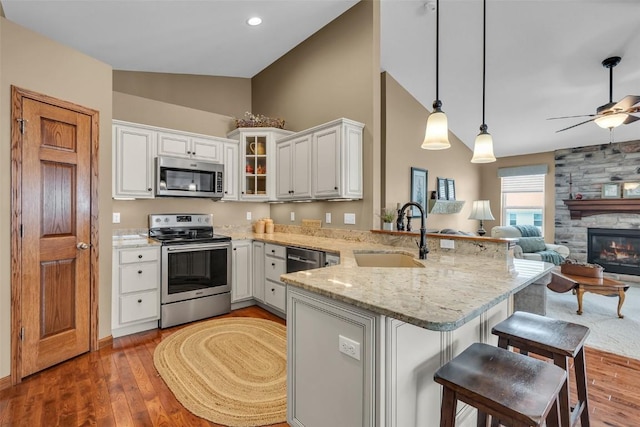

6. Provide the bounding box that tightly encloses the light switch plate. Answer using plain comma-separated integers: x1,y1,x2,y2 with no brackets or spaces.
325,212,332,224
112,212,121,224
344,213,356,225
290,211,295,221
246,211,252,220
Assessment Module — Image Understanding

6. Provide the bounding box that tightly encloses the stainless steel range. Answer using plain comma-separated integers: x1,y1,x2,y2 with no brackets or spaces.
149,214,231,328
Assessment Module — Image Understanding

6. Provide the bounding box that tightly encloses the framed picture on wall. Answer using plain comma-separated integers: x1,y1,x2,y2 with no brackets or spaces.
410,167,428,217
601,182,621,199
446,179,456,200
436,177,448,200
622,182,640,198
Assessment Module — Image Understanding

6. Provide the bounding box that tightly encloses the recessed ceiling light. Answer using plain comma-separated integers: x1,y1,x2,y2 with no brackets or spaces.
247,17,262,26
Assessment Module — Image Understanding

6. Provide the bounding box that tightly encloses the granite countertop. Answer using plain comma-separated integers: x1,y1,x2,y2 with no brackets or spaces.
112,234,161,248
227,231,553,332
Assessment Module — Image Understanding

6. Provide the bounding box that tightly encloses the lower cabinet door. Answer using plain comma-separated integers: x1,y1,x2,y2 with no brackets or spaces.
120,290,159,324
265,281,286,312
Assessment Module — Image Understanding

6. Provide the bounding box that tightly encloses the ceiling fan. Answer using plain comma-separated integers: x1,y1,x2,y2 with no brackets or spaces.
549,56,640,133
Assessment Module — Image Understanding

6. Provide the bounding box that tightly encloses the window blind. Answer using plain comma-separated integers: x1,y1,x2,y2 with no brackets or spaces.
501,174,545,193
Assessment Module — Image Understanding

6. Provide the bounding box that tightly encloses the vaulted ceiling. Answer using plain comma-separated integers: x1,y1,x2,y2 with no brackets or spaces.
3,0,639,158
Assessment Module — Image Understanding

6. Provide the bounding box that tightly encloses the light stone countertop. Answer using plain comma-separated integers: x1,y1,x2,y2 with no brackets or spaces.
112,234,161,248
227,231,554,331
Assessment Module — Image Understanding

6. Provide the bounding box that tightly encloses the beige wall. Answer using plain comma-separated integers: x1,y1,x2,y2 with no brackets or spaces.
382,73,483,232
479,151,556,240
112,92,269,229
0,18,113,379
252,1,380,230
113,71,251,119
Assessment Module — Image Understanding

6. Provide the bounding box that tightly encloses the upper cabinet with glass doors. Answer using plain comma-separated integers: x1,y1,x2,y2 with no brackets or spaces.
227,128,294,201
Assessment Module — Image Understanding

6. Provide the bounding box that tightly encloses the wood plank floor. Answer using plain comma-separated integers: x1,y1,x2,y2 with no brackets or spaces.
1,306,639,426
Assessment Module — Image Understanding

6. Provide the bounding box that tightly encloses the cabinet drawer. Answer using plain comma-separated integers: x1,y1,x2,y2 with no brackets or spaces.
120,263,159,294
265,281,286,312
265,243,286,259
119,247,159,264
265,257,286,283
120,290,159,324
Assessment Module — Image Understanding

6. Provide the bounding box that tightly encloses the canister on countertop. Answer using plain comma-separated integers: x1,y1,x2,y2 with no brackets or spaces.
254,219,265,234
264,218,274,234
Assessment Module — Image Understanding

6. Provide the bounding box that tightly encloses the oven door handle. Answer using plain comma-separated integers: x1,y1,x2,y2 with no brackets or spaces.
287,255,318,265
165,243,229,252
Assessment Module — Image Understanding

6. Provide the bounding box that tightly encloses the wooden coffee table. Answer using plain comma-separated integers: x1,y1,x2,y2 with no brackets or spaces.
549,270,628,318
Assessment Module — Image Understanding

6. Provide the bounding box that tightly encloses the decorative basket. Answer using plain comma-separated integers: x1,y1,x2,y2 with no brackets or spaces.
560,261,604,278
235,112,285,129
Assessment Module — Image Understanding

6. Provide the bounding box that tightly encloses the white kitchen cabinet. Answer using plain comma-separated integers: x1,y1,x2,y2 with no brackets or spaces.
312,118,364,200
112,122,156,199
112,246,161,338
157,131,224,163
252,241,265,302
231,240,253,302
275,133,311,200
264,243,287,316
222,141,239,201
227,127,294,201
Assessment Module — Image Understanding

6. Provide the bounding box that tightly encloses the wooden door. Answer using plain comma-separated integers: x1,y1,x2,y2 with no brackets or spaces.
11,87,99,381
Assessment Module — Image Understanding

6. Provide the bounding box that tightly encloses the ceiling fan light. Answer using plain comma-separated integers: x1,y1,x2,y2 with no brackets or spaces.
471,128,496,163
595,112,628,129
422,108,451,150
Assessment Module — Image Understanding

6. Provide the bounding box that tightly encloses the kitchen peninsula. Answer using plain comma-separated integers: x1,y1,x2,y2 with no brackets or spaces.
279,244,553,427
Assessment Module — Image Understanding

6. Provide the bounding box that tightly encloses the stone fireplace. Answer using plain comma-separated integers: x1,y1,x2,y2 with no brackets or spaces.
555,140,640,284
588,228,640,276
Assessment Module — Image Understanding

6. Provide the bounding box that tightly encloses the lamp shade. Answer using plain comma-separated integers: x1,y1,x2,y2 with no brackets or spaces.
422,110,451,150
471,129,496,163
594,112,628,129
468,200,495,220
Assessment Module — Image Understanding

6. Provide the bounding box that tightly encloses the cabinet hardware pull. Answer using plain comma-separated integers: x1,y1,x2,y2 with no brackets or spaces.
271,288,275,292
137,299,142,303
138,254,143,259
147,188,152,191
193,152,196,155
234,248,237,251
272,263,275,266
334,186,338,190
187,151,191,154
138,270,142,274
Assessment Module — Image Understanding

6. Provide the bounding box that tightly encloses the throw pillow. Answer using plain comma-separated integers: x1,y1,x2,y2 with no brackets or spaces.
518,236,547,253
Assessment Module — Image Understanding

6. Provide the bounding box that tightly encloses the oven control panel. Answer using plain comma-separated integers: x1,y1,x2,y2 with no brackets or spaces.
149,214,212,228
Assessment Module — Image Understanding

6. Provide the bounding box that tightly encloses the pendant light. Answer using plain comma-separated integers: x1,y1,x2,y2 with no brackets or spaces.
471,0,496,163
422,0,451,150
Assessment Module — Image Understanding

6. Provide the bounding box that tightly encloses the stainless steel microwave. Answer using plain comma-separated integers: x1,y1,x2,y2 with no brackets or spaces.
155,156,224,199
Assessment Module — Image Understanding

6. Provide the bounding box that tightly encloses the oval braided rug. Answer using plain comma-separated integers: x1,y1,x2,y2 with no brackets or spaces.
154,317,287,427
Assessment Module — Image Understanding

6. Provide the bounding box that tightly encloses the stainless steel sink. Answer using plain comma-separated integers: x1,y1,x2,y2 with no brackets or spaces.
353,252,424,268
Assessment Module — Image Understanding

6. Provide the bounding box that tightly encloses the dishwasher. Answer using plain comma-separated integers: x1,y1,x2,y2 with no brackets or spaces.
286,247,325,273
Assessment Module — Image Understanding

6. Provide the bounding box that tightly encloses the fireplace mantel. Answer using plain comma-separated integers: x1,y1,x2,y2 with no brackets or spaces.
563,199,640,219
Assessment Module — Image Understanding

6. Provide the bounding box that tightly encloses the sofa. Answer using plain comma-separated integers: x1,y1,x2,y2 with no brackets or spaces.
491,225,569,265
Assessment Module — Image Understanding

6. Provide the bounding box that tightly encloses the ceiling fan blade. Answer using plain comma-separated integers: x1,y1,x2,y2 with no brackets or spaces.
547,113,597,120
614,95,640,111
555,117,596,133
624,114,640,125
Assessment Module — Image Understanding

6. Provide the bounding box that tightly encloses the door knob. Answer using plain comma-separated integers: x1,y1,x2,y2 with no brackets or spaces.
76,242,89,250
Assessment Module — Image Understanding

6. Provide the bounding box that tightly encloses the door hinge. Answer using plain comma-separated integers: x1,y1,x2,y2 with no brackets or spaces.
19,327,25,341
16,118,27,134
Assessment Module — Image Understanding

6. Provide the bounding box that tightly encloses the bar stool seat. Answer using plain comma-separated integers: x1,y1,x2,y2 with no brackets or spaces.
492,311,590,427
434,342,565,427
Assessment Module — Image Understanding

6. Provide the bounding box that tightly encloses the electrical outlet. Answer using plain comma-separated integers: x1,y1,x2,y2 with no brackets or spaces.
246,211,252,220
440,239,455,249
112,212,121,224
344,213,356,225
338,335,361,361
325,212,332,224
290,211,295,221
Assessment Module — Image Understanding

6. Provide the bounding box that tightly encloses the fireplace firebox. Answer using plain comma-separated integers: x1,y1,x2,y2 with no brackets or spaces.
588,228,640,276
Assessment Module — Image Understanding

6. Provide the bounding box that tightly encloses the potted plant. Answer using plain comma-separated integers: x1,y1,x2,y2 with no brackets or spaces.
379,208,396,231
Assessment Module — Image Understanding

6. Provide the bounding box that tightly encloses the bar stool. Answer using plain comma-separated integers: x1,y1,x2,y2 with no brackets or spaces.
434,342,565,427
491,311,590,427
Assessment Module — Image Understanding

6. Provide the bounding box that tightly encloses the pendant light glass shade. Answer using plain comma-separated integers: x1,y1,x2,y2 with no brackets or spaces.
422,104,451,150
471,125,496,163
422,0,450,150
595,112,628,129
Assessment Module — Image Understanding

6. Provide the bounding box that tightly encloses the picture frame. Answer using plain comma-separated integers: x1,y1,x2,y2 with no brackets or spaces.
410,167,428,217
601,182,621,199
622,182,640,199
446,179,456,201
436,177,448,200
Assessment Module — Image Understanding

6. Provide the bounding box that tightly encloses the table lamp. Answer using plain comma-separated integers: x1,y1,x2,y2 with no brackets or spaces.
468,200,494,236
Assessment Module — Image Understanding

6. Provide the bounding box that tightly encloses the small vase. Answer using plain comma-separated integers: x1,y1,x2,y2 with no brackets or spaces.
382,222,393,231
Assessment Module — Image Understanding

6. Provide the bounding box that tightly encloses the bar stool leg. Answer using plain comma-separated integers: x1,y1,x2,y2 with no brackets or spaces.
548,397,561,427
440,387,457,427
574,347,591,427
476,411,488,427
553,353,571,427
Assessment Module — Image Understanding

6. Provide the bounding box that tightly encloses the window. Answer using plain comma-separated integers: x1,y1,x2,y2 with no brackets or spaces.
500,172,545,235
